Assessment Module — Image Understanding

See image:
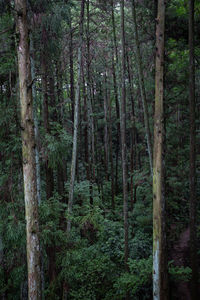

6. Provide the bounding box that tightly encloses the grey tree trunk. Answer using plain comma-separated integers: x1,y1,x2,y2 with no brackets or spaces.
15,0,41,298
30,36,41,205
153,0,168,299
67,0,85,233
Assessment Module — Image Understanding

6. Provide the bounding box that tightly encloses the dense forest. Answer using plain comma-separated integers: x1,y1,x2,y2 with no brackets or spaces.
0,0,199,299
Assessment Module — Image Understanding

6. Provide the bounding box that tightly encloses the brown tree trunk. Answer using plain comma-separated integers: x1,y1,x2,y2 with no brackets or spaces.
15,0,41,298
153,0,168,299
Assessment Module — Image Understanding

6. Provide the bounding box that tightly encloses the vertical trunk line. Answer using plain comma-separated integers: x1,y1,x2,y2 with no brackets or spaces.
153,0,168,299
189,0,198,298
67,0,85,233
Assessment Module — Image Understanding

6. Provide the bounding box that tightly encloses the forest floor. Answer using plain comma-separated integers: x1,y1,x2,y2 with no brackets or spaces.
171,227,191,299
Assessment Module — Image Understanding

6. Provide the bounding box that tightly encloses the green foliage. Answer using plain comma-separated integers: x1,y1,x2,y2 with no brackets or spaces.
168,262,192,282
113,257,152,299
45,124,72,168
40,194,67,246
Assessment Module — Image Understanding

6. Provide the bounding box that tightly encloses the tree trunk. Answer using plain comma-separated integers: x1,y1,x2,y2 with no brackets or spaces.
153,0,168,299
30,35,41,206
41,55,54,201
41,31,55,285
69,8,75,124
126,52,136,212
15,0,41,298
111,0,120,194
86,0,95,204
107,76,115,210
189,0,198,298
131,0,153,177
104,74,109,180
120,0,129,270
67,0,85,233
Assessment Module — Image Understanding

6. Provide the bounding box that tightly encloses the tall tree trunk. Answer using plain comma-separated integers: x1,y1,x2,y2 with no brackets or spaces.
15,0,41,298
41,55,54,201
30,34,45,299
153,0,168,299
104,73,109,180
111,0,120,194
30,36,41,206
107,75,115,210
131,0,153,177
189,0,198,298
67,0,85,233
69,8,75,124
126,53,135,212
120,0,129,270
41,33,55,285
86,0,95,204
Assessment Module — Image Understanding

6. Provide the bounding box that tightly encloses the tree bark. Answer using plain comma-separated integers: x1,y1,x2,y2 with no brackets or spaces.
111,0,120,194
69,8,75,124
120,0,129,270
30,35,41,206
189,0,198,298
153,0,168,299
126,53,135,212
104,74,109,180
41,54,54,201
67,0,85,233
15,0,41,298
131,0,153,177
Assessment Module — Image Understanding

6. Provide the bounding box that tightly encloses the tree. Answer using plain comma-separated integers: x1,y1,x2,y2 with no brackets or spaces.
131,0,153,177
153,0,168,299
67,0,85,233
15,0,41,298
189,0,198,298
120,0,129,270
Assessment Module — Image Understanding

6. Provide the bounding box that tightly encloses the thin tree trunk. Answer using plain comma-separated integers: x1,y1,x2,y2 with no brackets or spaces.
131,0,153,177
120,0,129,270
30,34,45,299
126,52,136,212
41,32,55,285
15,0,41,298
107,77,115,210
69,8,75,124
104,74,109,180
86,0,95,204
111,0,120,194
189,0,198,298
67,0,85,233
153,0,168,299
30,36,41,205
41,55,54,200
